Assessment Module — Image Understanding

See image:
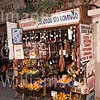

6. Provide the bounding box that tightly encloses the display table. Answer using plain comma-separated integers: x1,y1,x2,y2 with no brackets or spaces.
70,86,90,100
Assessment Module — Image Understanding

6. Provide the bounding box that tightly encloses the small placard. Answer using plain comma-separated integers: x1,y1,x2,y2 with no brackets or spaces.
14,44,24,59
87,75,95,92
12,28,23,44
86,59,95,77
51,91,57,97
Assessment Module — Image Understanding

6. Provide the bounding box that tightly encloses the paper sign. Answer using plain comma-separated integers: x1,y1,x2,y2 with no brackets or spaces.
12,28,23,44
18,18,38,31
80,24,93,62
7,22,17,60
87,75,95,92
86,59,95,77
14,44,24,59
51,91,57,97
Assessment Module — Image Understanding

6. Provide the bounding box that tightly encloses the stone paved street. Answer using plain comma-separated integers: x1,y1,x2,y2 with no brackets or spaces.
0,81,99,100
0,82,52,100
0,82,21,100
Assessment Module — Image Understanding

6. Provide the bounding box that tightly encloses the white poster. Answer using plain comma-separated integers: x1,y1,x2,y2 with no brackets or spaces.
80,24,93,62
14,44,24,59
87,75,95,92
7,22,17,60
12,28,23,44
86,59,95,77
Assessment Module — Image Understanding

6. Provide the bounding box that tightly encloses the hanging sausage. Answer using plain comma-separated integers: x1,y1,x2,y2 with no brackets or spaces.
59,45,65,72
64,39,70,56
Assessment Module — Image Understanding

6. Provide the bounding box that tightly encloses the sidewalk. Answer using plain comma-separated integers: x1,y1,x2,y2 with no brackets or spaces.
0,82,99,100
96,97,100,100
0,82,51,100
0,82,21,100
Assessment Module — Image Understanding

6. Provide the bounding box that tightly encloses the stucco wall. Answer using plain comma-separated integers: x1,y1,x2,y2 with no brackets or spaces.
93,18,100,98
94,18,100,98
0,0,25,11
88,8,100,98
93,0,100,6
0,0,25,22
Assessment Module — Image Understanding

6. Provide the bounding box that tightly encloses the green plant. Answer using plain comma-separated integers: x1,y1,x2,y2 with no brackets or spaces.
17,0,93,18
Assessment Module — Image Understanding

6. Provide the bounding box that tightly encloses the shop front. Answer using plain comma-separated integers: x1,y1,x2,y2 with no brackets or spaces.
7,6,95,100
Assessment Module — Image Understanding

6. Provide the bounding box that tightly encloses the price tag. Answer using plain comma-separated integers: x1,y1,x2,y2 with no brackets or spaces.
51,91,57,97
63,50,66,55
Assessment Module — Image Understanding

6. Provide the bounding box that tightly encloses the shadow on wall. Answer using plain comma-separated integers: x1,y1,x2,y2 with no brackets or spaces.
94,21,100,98
95,62,100,97
96,97,100,100
93,0,100,6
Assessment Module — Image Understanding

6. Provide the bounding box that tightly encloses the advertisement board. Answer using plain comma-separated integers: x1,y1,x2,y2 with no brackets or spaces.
18,18,38,31
87,75,95,92
7,22,17,60
38,8,80,29
86,59,95,77
14,44,24,59
12,28,23,44
80,24,93,62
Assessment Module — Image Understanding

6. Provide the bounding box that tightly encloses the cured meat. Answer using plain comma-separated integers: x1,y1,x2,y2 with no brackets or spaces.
59,46,65,72
48,44,51,59
64,40,70,55
59,56,65,72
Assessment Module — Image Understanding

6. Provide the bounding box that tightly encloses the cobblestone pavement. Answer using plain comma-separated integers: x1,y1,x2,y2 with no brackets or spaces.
0,82,52,100
0,82,99,100
0,82,21,100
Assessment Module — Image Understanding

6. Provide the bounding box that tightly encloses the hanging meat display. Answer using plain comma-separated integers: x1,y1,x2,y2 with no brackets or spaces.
21,27,78,74
59,45,65,72
48,44,51,59
72,48,76,61
64,39,70,56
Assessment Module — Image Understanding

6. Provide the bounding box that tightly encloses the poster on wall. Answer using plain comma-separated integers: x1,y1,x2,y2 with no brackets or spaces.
7,22,17,60
18,18,38,31
12,28,23,44
87,75,95,92
80,24,93,63
86,58,95,77
14,44,24,59
18,8,80,30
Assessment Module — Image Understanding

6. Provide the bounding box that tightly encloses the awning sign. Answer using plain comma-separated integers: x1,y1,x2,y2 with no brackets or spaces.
38,8,80,28
18,18,38,31
18,8,80,30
